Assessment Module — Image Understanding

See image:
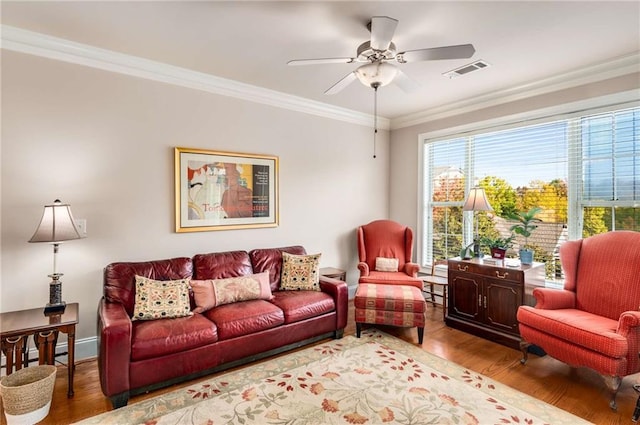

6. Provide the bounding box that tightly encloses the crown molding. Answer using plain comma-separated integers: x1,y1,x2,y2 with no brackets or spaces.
1,25,389,130
391,53,640,130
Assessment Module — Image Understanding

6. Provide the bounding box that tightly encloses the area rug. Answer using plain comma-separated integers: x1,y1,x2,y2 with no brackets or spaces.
77,330,591,425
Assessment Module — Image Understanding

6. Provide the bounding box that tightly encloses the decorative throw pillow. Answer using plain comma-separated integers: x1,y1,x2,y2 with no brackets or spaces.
190,272,272,313
280,252,321,291
375,257,399,272
132,276,192,321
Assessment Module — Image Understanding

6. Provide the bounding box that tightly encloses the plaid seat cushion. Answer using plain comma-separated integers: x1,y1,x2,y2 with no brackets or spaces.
354,283,426,328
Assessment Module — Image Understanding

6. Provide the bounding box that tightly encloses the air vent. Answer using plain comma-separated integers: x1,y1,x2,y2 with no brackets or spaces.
443,60,491,79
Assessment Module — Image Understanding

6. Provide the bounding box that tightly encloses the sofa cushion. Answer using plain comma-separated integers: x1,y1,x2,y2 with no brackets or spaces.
193,250,253,280
131,314,218,361
280,252,322,291
190,272,272,313
204,299,285,340
249,246,306,292
517,306,626,358
132,276,192,321
104,257,193,317
269,291,335,324
359,271,423,287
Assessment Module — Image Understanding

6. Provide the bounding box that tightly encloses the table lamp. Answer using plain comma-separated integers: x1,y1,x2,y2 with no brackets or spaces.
29,199,84,313
462,187,493,258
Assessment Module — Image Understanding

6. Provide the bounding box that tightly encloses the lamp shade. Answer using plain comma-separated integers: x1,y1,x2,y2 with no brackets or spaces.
29,199,83,243
462,187,493,212
355,61,398,88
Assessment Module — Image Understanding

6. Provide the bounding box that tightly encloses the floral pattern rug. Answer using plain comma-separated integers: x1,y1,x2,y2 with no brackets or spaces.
77,330,592,425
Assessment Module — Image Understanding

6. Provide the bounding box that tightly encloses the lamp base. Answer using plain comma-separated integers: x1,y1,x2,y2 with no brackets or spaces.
473,240,482,258
45,273,66,314
44,302,66,315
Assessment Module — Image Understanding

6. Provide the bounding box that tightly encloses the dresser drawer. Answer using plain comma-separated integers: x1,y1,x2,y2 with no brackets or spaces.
449,260,522,283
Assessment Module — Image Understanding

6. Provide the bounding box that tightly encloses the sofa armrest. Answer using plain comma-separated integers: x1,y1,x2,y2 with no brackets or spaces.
404,262,420,277
97,298,132,397
357,262,369,278
532,288,576,310
319,276,349,331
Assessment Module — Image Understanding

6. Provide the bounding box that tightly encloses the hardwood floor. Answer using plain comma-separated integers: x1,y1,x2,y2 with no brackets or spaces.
2,303,638,424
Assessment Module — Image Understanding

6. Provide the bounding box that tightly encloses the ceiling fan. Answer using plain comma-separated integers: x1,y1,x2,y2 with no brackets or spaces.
287,16,476,95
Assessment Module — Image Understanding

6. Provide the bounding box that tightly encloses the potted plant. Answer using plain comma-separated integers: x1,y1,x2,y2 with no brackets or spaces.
506,207,542,265
480,234,515,259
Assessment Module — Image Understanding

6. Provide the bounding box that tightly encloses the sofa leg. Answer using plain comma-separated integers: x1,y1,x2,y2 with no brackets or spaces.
109,392,130,409
519,340,531,364
603,375,622,411
334,329,344,339
356,323,362,338
417,327,424,345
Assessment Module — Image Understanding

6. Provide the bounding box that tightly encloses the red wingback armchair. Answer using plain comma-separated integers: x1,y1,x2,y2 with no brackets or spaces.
356,219,423,290
355,220,426,343
517,231,640,410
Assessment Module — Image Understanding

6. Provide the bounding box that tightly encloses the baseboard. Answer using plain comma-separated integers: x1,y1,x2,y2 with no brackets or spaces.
348,283,357,299
62,336,98,361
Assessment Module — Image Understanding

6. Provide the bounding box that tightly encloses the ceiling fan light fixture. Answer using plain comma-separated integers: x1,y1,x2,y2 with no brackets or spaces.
355,62,398,88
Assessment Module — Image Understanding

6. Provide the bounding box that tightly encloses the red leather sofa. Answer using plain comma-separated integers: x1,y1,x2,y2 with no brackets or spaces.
97,245,348,408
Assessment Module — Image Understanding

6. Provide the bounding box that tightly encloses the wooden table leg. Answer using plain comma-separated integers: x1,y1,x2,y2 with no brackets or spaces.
67,325,75,398
442,285,448,321
1,335,28,374
35,331,58,365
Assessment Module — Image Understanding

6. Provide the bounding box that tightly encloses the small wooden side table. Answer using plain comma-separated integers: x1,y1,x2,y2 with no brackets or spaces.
421,276,448,320
320,267,347,282
0,302,78,398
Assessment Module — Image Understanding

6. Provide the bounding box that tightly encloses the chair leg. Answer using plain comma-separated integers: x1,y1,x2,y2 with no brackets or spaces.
430,283,436,305
603,375,622,411
519,340,531,364
356,322,362,338
417,327,424,344
442,286,448,320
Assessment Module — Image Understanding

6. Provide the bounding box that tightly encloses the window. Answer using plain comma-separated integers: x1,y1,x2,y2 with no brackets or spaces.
422,105,639,281
580,109,640,235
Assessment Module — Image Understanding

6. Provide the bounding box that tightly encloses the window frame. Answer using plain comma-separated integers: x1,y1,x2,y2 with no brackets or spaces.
418,95,639,269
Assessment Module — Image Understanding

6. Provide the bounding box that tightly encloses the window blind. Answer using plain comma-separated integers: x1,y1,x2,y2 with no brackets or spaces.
422,105,639,281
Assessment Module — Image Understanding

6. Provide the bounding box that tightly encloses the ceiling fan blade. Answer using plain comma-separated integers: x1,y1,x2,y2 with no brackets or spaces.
370,16,398,51
288,57,356,66
393,69,420,93
397,44,475,63
324,72,357,95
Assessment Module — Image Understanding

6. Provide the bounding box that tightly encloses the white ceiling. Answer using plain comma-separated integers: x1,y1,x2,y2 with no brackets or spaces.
2,1,639,122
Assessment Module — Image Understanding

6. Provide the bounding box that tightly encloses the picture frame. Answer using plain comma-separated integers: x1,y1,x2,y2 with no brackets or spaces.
174,147,279,232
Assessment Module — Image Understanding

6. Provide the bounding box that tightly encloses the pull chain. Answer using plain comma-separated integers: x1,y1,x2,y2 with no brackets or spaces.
373,85,378,159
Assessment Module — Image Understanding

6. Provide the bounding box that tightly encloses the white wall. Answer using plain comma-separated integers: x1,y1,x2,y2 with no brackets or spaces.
389,73,640,264
0,50,390,349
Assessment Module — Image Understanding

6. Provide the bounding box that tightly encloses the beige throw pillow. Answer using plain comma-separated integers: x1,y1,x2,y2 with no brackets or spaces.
132,276,192,321
375,257,399,272
280,252,321,291
190,272,272,313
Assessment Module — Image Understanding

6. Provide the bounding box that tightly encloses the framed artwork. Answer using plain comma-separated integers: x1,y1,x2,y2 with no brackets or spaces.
174,147,279,232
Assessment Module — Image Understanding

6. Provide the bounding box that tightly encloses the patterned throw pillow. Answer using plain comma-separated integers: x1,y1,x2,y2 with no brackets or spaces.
280,252,322,291
375,257,399,272
132,276,192,321
190,272,272,313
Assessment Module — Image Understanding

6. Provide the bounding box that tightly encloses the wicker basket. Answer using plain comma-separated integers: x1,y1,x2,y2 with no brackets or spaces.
0,365,57,425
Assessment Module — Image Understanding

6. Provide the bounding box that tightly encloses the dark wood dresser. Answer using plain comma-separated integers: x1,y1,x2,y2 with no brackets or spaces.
446,258,545,350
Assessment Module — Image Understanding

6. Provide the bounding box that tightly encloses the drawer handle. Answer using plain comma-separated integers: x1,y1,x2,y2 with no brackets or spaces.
458,265,469,272
495,271,509,279
478,294,482,307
